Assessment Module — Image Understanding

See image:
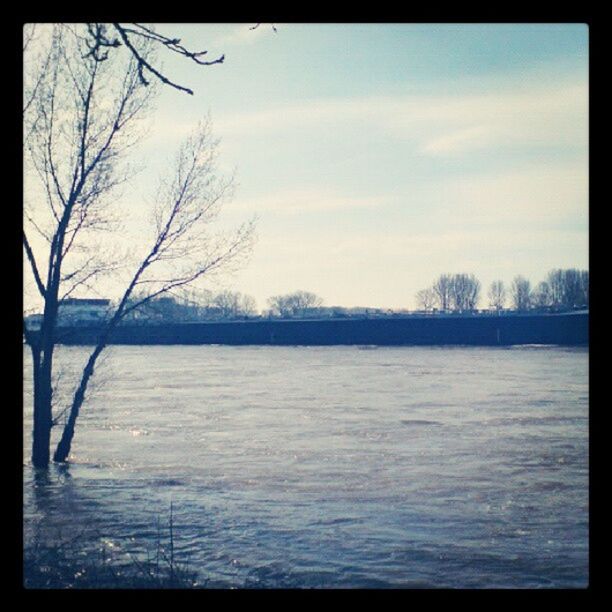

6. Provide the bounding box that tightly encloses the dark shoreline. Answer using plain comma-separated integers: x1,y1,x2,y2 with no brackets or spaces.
33,311,588,347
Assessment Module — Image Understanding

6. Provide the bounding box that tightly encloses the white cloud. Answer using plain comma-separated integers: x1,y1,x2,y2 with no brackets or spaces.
230,189,392,214
416,83,587,155
422,125,498,155
435,161,588,226
215,78,587,156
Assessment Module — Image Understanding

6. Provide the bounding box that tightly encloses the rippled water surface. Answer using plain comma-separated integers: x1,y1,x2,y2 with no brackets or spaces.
23,345,589,588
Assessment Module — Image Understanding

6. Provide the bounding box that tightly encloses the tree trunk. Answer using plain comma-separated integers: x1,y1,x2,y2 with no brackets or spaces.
30,284,60,468
53,372,89,463
53,345,102,463
30,344,53,469
53,420,75,464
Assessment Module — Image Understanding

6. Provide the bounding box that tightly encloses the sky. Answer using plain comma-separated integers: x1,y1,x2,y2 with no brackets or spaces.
25,23,589,312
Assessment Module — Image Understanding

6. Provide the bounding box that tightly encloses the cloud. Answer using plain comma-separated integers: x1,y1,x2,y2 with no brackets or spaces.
229,189,392,215
415,83,587,155
421,125,498,155
216,78,587,156
435,161,588,227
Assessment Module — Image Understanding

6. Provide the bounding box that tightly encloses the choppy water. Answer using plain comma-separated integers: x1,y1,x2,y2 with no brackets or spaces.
23,345,589,588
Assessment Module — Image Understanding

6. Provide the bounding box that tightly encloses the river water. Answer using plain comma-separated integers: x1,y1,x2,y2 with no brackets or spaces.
23,344,589,588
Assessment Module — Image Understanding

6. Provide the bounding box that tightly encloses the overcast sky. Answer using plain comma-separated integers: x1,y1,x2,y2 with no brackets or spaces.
28,23,589,312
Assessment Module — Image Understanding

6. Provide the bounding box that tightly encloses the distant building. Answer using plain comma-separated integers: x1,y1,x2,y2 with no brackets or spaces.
57,298,111,325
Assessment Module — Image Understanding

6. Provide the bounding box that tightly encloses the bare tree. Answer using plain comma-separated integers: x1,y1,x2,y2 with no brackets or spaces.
579,270,589,308
415,287,437,311
123,295,187,322
428,274,480,312
531,281,553,309
24,25,150,467
23,25,254,467
546,269,588,310
212,290,257,319
431,274,453,312
510,276,532,312
448,273,480,312
267,291,323,318
546,269,565,308
488,280,506,311
123,288,217,322
241,294,258,317
109,23,225,95
559,269,582,308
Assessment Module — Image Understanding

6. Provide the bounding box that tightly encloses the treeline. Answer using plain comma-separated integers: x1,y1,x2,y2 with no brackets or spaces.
266,291,323,317
124,290,258,322
416,269,589,313
114,269,589,325
122,289,327,322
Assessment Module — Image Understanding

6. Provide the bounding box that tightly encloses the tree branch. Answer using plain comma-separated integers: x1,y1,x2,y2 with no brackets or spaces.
23,230,47,298
112,23,197,95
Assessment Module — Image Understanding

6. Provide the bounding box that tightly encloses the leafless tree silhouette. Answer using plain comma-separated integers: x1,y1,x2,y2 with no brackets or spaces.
510,276,532,312
23,24,255,467
431,274,453,312
415,288,437,311
487,280,506,311
448,274,480,312
531,281,553,309
546,269,589,309
267,291,323,317
212,290,257,319
109,23,225,95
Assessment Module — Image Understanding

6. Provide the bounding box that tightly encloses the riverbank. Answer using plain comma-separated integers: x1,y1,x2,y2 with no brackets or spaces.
36,311,588,347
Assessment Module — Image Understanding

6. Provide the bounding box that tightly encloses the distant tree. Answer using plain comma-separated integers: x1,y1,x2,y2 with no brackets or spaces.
123,294,204,322
531,281,553,309
212,290,257,318
431,274,453,311
122,289,212,322
564,269,588,309
546,269,589,309
579,270,589,308
546,269,565,307
488,280,506,311
510,276,532,311
415,287,437,311
559,269,583,309
267,291,323,317
241,294,258,317
448,273,480,311
141,296,181,321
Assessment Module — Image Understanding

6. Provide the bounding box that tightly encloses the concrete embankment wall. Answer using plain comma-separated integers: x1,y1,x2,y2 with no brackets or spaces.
47,312,588,347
